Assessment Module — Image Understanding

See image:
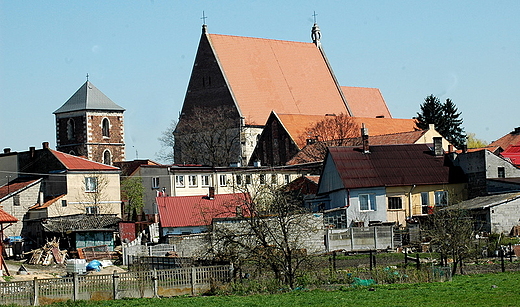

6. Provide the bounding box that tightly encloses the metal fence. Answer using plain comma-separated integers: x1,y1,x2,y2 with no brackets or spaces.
0,265,231,306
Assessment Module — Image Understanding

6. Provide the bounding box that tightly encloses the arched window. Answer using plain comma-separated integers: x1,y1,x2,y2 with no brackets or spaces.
67,118,75,140
102,118,110,138
103,150,112,165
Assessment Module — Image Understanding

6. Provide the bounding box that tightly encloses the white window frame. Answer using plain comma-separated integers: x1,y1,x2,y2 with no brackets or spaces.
201,175,210,187
86,206,99,215
359,193,377,211
284,174,291,185
219,174,227,187
188,175,197,187
421,192,430,214
235,174,242,185
152,177,160,189
85,177,98,192
175,175,185,188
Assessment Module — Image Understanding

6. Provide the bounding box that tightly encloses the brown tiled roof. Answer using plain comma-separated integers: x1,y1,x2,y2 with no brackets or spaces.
489,127,520,150
286,176,320,195
276,113,418,149
29,194,65,210
322,144,465,190
0,209,18,223
0,179,40,200
208,34,349,125
50,149,119,171
341,86,392,118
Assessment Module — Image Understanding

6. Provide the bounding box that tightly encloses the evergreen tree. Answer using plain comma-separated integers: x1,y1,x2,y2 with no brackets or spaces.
416,95,466,148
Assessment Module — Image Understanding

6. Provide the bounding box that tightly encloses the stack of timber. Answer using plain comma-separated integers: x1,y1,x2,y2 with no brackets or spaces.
26,239,67,265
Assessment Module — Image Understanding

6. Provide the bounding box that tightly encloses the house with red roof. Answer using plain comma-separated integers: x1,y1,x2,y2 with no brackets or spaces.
0,142,122,250
174,23,404,167
316,143,467,228
156,193,248,236
489,127,520,152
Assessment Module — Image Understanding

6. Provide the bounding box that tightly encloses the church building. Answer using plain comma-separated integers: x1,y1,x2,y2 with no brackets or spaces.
54,80,126,164
175,23,393,166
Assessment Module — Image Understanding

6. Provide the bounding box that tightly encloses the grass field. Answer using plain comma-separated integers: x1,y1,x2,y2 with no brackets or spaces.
45,271,519,307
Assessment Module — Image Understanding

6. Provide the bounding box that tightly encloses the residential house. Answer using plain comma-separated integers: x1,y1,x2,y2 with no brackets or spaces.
449,148,520,198
316,142,467,228
489,127,520,152
449,192,520,235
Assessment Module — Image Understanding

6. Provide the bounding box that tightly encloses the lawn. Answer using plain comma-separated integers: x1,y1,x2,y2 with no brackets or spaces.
47,271,519,307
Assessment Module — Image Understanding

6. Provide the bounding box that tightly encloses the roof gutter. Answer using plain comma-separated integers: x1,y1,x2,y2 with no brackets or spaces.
408,184,416,219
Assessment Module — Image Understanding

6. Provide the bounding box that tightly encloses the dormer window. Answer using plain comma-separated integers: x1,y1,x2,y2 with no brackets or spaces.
102,118,110,138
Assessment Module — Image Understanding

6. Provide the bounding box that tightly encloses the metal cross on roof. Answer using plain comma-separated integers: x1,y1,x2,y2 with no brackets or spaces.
86,73,89,81
313,11,318,24
201,11,207,25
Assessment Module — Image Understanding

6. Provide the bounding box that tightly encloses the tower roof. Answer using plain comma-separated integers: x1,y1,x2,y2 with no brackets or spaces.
54,81,125,114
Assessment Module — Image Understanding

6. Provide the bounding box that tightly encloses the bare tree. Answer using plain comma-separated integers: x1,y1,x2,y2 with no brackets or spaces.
209,178,322,288
171,105,242,166
80,173,111,215
293,113,360,163
424,208,476,275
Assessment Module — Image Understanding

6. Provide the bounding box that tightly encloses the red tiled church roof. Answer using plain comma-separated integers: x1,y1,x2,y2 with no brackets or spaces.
208,34,350,125
157,193,249,228
340,86,392,118
50,149,119,171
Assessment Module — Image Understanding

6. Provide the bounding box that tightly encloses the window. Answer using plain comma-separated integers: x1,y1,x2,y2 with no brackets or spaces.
219,174,227,186
102,118,110,137
498,167,505,178
67,118,75,140
387,197,403,210
284,174,291,185
103,150,111,165
434,191,448,207
188,175,197,187
359,194,376,211
62,200,67,207
271,174,278,184
175,175,184,187
259,174,265,184
85,177,98,192
86,206,99,215
13,195,20,206
201,175,210,186
152,177,160,189
235,174,242,185
421,192,430,214
245,174,251,184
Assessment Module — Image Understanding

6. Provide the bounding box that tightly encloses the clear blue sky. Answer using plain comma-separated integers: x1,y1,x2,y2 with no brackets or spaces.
1,1,519,161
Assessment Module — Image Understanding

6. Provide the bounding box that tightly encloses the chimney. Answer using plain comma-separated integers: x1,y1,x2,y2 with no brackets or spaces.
361,124,369,153
433,137,443,156
208,186,215,200
448,145,454,153
29,146,36,158
3,148,10,154
429,124,435,131
39,192,44,205
42,142,49,149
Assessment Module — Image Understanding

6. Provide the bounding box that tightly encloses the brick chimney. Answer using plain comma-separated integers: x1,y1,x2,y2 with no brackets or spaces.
3,148,10,154
433,137,443,156
42,142,49,149
361,124,369,154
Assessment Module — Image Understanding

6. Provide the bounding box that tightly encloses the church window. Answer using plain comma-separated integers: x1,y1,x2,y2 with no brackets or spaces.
67,118,75,140
103,150,112,165
102,118,110,137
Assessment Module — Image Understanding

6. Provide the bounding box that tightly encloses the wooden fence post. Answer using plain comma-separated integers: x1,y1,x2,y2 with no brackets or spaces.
112,270,120,300
32,277,39,306
73,273,79,301
191,267,197,296
152,269,159,298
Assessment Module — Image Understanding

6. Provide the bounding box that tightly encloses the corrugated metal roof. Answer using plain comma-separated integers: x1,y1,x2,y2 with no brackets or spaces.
54,81,125,114
326,144,465,189
157,193,249,228
449,192,520,210
50,149,119,171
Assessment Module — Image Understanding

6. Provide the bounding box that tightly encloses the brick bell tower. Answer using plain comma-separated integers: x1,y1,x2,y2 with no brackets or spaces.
54,79,125,164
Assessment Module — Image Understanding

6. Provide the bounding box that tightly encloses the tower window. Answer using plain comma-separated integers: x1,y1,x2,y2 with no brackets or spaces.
102,118,110,137
103,150,112,165
67,118,75,140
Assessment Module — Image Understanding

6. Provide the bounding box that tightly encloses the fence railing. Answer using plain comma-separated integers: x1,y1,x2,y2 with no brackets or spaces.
0,265,232,306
